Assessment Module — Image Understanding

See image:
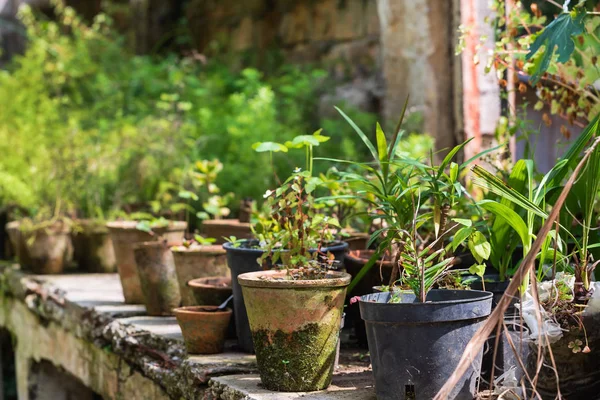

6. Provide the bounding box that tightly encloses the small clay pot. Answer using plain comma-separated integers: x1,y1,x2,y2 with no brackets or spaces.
174,306,232,354
200,219,252,244
188,276,232,306
106,220,186,304
12,220,73,274
238,269,351,391
133,241,181,316
171,245,229,306
72,219,116,273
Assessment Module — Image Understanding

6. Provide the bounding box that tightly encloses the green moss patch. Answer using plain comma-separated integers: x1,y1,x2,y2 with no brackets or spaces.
252,322,338,392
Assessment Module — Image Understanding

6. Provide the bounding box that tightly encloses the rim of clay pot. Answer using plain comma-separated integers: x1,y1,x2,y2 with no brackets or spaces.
238,269,351,289
346,249,394,266
106,220,187,232
173,305,232,315
17,219,71,234
171,244,226,255
133,240,172,250
5,221,19,230
188,276,232,289
202,219,251,227
74,219,109,234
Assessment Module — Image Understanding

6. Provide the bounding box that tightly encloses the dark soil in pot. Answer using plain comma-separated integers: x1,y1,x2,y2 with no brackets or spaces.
344,250,394,347
133,241,181,316
359,289,493,400
72,219,116,273
174,306,232,354
238,269,351,392
224,239,348,353
107,220,186,304
15,220,73,274
188,276,232,306
525,285,600,398
201,219,252,244
171,244,228,306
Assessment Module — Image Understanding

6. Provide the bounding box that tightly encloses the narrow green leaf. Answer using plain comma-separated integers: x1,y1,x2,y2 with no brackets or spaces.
335,106,378,162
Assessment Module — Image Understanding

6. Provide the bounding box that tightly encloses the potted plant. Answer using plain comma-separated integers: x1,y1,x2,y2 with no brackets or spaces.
329,107,494,399
238,169,351,392
72,218,116,273
178,159,252,244
14,215,74,274
106,216,186,304
224,132,348,353
133,240,181,316
171,235,229,306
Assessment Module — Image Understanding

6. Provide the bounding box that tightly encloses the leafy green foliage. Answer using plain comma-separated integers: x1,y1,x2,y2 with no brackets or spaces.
0,5,376,222
526,11,586,83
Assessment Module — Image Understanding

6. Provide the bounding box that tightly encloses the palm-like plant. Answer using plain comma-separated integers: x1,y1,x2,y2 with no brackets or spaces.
320,99,498,301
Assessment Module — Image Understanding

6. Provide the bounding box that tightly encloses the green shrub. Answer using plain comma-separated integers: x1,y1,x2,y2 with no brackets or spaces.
0,4,386,222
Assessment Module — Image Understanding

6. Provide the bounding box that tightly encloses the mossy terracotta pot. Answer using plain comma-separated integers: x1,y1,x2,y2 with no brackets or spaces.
201,219,252,244
188,276,232,306
238,269,351,392
72,219,116,273
5,221,31,266
12,220,73,274
171,245,229,306
174,306,232,354
106,221,186,304
133,241,181,316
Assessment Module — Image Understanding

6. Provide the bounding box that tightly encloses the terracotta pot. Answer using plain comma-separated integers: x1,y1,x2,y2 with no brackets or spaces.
238,269,351,392
171,245,229,306
5,221,30,266
201,219,252,244
188,276,232,306
343,232,370,251
133,241,181,316
12,220,73,274
174,306,232,354
106,220,186,304
72,219,116,273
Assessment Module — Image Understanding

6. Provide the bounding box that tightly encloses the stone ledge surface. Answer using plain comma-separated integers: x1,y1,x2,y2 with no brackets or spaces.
208,374,376,400
0,264,375,399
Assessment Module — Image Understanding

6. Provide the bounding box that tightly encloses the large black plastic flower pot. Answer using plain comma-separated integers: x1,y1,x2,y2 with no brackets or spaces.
359,289,493,400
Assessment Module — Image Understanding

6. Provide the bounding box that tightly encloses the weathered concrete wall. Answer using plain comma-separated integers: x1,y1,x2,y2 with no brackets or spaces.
377,0,460,153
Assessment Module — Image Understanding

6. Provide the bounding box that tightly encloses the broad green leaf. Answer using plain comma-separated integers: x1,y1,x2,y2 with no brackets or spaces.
449,162,458,183
526,11,586,84
452,218,472,227
452,226,473,251
469,263,486,278
479,200,529,247
468,231,491,264
178,190,199,201
252,142,288,153
285,135,321,148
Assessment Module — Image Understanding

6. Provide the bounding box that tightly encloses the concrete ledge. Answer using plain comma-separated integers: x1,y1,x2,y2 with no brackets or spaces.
207,374,376,400
0,264,374,399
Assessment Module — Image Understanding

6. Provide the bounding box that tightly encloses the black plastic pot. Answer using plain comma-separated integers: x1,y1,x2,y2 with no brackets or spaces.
224,239,348,353
359,289,493,400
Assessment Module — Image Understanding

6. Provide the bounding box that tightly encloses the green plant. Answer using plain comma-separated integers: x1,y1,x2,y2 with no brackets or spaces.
327,102,494,301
